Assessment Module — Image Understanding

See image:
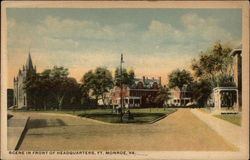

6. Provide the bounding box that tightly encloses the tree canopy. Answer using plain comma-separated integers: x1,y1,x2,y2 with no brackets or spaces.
24,66,79,110
191,42,233,83
81,67,113,106
168,69,193,91
190,42,235,107
114,68,135,86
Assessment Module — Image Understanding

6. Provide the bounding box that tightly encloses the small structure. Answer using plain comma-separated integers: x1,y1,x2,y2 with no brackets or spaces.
213,87,238,114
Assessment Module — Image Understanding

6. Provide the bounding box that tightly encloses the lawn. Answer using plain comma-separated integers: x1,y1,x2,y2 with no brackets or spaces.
76,108,177,123
214,114,241,126
13,108,177,124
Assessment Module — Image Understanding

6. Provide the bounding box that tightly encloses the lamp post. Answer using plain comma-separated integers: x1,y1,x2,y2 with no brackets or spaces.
120,53,124,122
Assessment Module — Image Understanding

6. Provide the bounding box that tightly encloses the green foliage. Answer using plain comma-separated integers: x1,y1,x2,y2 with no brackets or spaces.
114,67,135,86
24,66,80,110
191,42,233,82
81,67,113,106
191,79,213,107
77,108,177,123
217,74,236,87
154,88,171,104
190,42,235,106
168,69,193,90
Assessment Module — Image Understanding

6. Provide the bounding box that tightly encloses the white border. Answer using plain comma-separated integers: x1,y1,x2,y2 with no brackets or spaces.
1,1,249,160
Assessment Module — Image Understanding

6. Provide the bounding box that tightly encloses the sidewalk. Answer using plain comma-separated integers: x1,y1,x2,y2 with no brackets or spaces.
7,111,30,150
190,109,241,149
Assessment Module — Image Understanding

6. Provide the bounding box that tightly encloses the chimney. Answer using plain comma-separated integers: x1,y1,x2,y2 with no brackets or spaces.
159,77,161,85
152,77,154,80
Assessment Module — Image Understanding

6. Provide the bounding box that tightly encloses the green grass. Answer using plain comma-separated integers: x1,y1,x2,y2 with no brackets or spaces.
76,108,177,123
214,114,241,126
13,108,177,124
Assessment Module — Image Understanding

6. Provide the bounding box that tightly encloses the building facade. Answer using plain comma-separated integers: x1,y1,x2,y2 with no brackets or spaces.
110,76,162,108
167,88,192,106
13,53,36,109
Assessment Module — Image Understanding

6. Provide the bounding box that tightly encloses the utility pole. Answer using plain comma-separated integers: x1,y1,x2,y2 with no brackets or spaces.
120,53,124,122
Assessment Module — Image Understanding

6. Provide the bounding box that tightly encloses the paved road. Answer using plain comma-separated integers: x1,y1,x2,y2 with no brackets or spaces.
18,109,237,151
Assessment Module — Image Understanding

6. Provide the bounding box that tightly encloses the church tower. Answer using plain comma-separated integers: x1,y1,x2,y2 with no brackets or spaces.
13,52,36,109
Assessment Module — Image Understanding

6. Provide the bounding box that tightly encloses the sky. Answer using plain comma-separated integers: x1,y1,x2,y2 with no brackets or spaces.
7,8,242,88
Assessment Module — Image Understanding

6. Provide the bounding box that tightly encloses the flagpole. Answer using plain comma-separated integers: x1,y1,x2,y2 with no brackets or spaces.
120,53,123,122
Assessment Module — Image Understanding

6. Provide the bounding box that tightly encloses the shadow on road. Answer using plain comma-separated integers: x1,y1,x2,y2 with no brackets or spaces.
28,119,67,129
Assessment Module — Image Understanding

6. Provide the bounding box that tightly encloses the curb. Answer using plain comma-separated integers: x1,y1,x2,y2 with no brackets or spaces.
15,117,30,150
146,115,167,124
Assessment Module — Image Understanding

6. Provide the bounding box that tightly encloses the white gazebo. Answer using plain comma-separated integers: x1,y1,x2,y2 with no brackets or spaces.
213,87,238,114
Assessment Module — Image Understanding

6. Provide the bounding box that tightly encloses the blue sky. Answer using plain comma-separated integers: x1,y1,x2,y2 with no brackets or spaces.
7,8,242,88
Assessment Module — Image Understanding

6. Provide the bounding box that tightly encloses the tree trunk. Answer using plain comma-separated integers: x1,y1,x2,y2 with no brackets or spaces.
101,94,107,107
58,96,64,110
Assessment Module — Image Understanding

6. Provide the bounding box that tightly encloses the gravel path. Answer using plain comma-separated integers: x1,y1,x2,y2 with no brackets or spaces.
19,109,237,151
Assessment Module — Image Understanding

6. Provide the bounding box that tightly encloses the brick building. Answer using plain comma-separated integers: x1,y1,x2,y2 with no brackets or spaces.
110,76,162,108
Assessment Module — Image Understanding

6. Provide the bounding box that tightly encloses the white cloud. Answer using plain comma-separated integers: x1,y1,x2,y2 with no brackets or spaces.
143,20,185,42
181,13,233,42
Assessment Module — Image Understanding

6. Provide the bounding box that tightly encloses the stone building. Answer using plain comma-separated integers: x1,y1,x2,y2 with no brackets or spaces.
13,53,36,109
110,76,162,108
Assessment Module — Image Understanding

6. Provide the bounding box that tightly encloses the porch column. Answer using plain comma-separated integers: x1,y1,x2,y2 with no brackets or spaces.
218,90,221,111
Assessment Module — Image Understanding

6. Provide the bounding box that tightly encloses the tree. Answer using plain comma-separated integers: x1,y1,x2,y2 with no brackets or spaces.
189,42,236,107
114,68,135,86
168,69,193,105
42,66,79,110
191,42,233,86
24,66,79,110
168,69,193,90
81,67,113,106
190,79,213,107
154,88,171,106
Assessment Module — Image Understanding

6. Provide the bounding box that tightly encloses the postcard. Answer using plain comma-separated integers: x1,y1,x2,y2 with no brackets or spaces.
1,1,249,160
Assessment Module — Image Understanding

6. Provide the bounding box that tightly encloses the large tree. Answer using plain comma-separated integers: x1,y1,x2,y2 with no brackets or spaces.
190,42,235,107
114,68,135,86
190,79,213,107
24,66,79,110
168,69,193,105
81,67,113,106
191,42,233,86
168,69,193,91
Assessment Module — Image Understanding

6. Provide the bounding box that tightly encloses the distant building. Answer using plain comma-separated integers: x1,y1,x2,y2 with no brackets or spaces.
167,88,192,106
110,76,162,108
7,89,14,107
13,53,36,109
